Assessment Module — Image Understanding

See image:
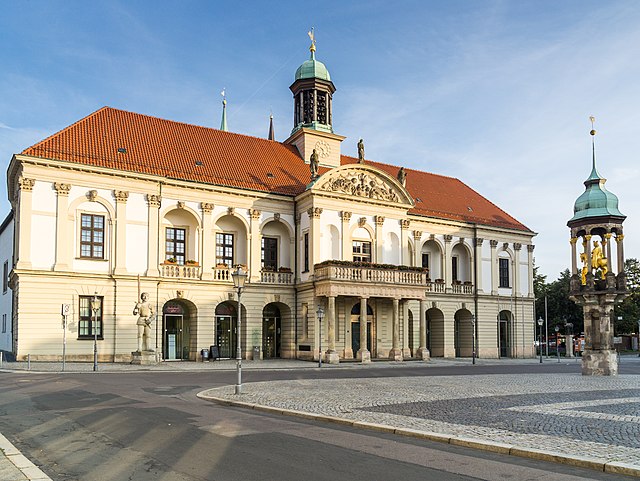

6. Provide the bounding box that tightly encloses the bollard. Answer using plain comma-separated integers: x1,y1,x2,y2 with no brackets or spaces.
0,351,3,368
27,353,31,371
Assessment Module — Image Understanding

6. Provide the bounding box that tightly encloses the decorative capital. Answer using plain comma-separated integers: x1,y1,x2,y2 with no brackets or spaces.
490,240,499,248
400,219,410,230
444,234,453,243
18,177,35,192
616,234,624,242
527,244,535,252
274,213,281,222
249,209,261,220
177,201,185,209
584,234,592,241
88,190,98,202
307,207,323,218
474,237,484,247
227,207,235,216
54,183,71,196
513,242,522,251
340,211,352,221
295,213,302,224
200,202,214,213
413,230,422,240
569,237,578,245
503,242,510,251
604,232,612,240
146,194,161,207
113,190,129,203
358,217,367,227
374,215,385,226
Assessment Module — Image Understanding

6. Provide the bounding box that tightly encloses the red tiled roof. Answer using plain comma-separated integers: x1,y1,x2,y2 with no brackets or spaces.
22,107,530,232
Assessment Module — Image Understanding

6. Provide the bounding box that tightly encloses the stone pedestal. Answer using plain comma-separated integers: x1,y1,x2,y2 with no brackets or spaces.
357,349,371,363
567,335,574,358
388,348,403,362
131,351,159,365
402,347,412,359
415,347,430,361
326,350,340,364
582,349,618,376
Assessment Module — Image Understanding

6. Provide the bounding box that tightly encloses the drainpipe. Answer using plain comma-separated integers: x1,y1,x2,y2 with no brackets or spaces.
156,181,163,354
473,224,479,359
293,201,298,360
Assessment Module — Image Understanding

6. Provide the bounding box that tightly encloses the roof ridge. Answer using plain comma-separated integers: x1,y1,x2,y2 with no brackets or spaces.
340,154,459,181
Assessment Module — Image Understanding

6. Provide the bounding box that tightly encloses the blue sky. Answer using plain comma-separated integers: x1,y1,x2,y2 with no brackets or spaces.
1,1,639,280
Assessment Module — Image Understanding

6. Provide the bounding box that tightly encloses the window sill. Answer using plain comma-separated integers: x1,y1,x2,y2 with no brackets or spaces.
78,337,104,341
76,258,109,262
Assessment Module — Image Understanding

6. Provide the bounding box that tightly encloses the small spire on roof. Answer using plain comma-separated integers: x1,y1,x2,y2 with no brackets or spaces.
308,27,316,59
268,113,275,141
587,115,601,181
220,89,228,132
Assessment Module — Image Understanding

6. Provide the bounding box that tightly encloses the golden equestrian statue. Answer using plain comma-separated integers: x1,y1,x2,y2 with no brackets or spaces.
591,239,608,280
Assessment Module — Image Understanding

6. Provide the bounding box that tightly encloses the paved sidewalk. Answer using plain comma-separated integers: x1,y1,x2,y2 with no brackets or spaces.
199,368,640,478
0,433,51,481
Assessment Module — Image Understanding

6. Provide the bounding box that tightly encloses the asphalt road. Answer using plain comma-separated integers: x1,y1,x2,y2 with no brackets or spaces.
0,361,637,481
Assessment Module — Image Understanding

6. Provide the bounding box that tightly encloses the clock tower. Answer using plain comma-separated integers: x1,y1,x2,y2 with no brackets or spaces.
285,32,344,168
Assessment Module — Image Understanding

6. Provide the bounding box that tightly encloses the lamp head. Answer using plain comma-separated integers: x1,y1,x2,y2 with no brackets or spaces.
91,292,100,312
554,325,560,333
232,266,247,289
537,317,543,327
316,306,324,320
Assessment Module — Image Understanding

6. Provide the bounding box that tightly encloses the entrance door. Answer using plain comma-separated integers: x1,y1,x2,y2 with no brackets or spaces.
454,319,461,357
499,320,510,357
164,314,186,360
262,318,280,358
351,321,371,357
216,316,236,359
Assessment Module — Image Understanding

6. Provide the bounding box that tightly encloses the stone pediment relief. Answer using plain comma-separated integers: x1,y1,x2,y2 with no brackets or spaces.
314,165,413,206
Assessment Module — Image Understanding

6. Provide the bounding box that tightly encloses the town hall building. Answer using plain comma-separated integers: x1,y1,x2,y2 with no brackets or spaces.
2,40,536,363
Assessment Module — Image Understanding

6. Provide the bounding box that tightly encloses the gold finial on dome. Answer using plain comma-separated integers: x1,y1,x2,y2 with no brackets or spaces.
589,115,596,136
308,27,316,53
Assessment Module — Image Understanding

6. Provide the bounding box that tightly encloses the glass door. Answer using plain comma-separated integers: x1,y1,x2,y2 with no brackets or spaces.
164,314,183,360
216,315,236,358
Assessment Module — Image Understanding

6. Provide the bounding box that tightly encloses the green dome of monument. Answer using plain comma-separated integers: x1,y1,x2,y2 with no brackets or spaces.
295,51,331,81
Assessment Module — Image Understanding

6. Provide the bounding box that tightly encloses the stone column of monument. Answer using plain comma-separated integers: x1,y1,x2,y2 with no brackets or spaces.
567,119,628,376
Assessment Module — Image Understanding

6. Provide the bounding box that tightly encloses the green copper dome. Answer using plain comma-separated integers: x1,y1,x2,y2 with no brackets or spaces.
568,154,625,224
295,51,331,81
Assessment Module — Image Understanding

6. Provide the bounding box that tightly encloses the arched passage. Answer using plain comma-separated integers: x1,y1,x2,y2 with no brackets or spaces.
426,308,445,356
262,302,293,359
215,301,246,359
454,309,474,357
350,302,374,358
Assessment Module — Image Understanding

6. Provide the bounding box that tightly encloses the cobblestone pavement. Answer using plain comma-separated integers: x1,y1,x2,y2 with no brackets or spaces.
200,371,640,475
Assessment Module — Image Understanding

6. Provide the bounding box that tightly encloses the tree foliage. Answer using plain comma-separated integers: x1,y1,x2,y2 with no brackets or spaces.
614,258,640,334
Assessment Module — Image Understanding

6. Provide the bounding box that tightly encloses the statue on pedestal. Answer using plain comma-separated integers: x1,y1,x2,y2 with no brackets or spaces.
310,149,319,179
357,139,365,163
133,292,155,352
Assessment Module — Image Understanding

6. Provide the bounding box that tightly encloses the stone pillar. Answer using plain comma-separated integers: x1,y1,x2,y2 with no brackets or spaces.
343,297,353,359
527,244,535,297
616,234,624,275
604,233,612,268
326,296,339,364
374,216,384,263
474,237,483,293
145,194,161,276
490,240,498,294
249,209,261,282
400,220,410,265
584,235,593,287
413,230,422,268
16,178,35,269
113,190,129,275
340,211,351,260
566,334,574,358
357,297,371,363
389,298,403,361
570,237,578,276
200,203,214,279
416,299,429,360
53,182,71,271
308,207,322,274
444,235,453,292
513,243,522,296
402,300,411,358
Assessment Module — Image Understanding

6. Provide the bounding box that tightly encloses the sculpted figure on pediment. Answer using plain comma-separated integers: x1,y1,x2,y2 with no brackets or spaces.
318,170,400,203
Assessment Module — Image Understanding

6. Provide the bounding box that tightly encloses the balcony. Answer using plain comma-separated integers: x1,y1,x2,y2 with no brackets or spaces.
260,270,294,285
425,281,446,293
160,263,202,279
452,282,474,295
314,261,428,286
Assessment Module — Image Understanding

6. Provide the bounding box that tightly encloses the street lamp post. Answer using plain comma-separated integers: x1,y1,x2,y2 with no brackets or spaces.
537,317,544,364
471,314,476,365
232,266,247,395
637,320,640,357
554,325,560,363
91,293,100,372
317,306,324,368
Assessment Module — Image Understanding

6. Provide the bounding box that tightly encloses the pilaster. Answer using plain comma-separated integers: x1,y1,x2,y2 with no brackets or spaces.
308,207,322,275
513,243,522,296
145,194,161,276
444,235,453,292
249,209,262,282
113,190,129,275
400,219,410,265
490,240,498,295
16,178,35,269
53,182,71,271
413,230,422,268
527,244,535,297
201,203,214,279
474,237,483,292
374,215,384,263
340,211,351,261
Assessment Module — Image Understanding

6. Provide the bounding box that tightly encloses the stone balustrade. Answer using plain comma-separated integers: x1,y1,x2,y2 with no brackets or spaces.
314,264,428,286
260,271,294,284
160,264,202,279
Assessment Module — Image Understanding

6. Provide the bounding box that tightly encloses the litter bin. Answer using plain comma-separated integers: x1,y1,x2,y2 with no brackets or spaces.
252,346,261,360
200,348,209,361
209,345,219,361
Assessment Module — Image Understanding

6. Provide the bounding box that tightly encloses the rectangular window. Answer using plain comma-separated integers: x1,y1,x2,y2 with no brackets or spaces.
2,261,7,293
78,295,103,339
261,237,278,271
421,253,430,270
303,232,309,272
452,256,458,282
352,241,372,263
166,227,186,265
216,233,234,267
499,258,510,288
80,214,105,259
2,314,6,333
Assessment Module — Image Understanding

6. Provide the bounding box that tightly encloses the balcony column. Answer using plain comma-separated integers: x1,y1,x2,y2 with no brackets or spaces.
326,296,339,364
374,216,384,263
145,194,161,276
357,297,371,363
113,190,129,275
527,244,535,297
413,230,422,268
513,243,522,296
490,240,498,295
416,299,429,360
201,203,214,279
569,237,578,276
308,207,323,275
615,233,624,275
400,220,410,265
474,237,483,293
402,300,411,358
389,298,403,361
444,235,453,292
604,232,612,268
249,209,262,282
340,211,352,261
53,183,71,271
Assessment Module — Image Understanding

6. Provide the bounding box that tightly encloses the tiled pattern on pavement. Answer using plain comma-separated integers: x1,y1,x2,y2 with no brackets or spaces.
201,373,640,468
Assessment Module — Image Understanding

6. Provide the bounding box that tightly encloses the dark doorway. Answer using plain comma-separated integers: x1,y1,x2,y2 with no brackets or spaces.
216,302,237,359
262,304,281,358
